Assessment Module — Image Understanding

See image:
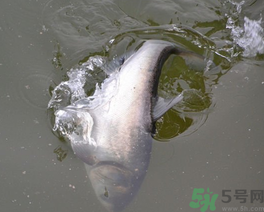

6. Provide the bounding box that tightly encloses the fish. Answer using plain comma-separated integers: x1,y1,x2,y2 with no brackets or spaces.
53,40,206,212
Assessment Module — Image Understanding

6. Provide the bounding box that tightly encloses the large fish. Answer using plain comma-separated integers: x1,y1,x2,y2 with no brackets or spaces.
53,40,205,211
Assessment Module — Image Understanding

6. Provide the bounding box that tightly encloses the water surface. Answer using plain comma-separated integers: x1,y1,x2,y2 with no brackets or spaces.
0,0,263,211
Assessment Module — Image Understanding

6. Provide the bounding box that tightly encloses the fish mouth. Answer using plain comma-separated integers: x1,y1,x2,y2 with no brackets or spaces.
89,161,144,212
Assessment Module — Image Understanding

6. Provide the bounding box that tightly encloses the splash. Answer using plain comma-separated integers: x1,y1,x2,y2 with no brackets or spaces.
226,1,264,57
228,16,264,57
54,108,97,147
48,55,106,111
48,54,124,146
48,55,106,145
48,37,215,142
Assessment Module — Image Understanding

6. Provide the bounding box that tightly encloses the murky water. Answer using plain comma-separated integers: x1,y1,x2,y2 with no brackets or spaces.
1,0,263,212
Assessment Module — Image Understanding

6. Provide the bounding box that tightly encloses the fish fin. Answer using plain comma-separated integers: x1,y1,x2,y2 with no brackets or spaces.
103,52,135,74
179,51,215,72
152,93,183,121
71,143,97,165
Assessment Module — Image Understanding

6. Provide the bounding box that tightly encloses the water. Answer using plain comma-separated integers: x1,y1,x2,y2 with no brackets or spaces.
1,0,264,212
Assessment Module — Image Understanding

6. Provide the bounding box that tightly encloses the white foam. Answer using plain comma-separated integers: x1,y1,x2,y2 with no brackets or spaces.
48,55,105,110
231,17,264,57
240,17,264,57
54,108,97,147
225,0,264,57
48,55,107,146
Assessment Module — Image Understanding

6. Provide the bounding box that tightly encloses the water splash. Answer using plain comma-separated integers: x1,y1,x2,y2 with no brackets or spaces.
54,108,97,147
225,1,264,57
48,55,107,146
227,0,245,14
48,55,106,111
48,34,216,142
228,16,264,57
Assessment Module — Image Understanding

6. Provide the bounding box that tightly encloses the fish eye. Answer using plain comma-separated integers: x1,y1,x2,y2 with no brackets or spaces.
119,57,125,66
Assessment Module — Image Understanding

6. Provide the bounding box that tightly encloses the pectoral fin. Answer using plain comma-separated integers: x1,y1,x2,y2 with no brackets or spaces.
152,93,183,121
71,143,98,165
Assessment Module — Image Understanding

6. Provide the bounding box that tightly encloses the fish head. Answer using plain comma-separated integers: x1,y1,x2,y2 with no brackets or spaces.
87,161,145,212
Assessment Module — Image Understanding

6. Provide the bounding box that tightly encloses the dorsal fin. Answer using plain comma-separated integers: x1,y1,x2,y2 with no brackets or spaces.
102,52,135,74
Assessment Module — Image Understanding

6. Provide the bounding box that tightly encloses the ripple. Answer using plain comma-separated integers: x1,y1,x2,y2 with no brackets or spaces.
49,38,217,141
18,74,54,110
42,0,145,55
44,1,222,141
155,110,209,141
